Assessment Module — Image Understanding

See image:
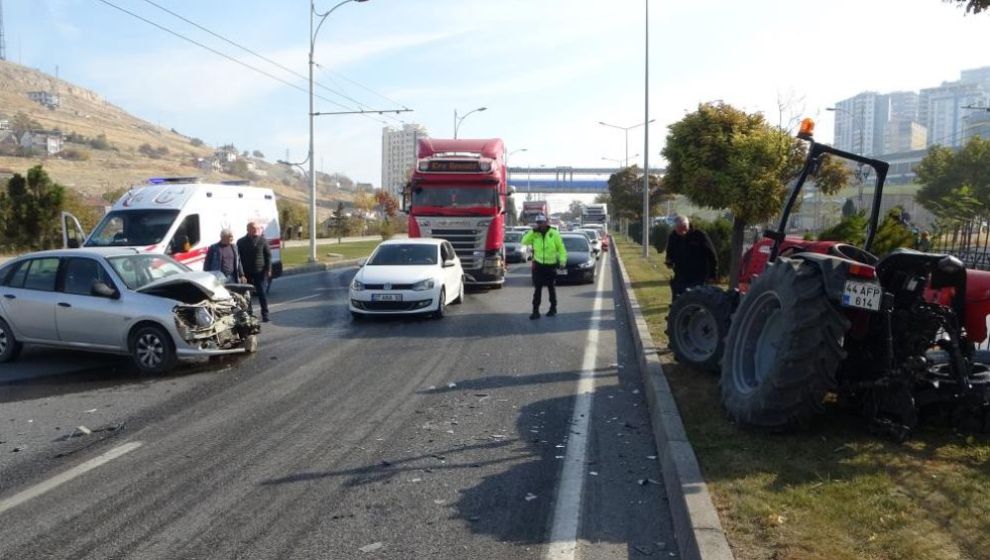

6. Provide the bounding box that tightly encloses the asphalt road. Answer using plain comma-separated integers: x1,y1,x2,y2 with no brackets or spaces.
0,254,675,559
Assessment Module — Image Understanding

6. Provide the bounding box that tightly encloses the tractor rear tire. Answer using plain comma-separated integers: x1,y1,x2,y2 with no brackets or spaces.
720,258,850,429
667,286,732,374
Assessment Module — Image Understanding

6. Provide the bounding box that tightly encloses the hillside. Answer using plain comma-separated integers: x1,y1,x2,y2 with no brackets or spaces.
0,60,352,216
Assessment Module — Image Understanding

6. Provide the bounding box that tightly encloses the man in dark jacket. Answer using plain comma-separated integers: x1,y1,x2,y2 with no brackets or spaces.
237,221,272,322
204,229,245,284
665,215,718,299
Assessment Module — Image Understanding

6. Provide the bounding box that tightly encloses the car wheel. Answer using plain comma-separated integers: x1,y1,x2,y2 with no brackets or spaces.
433,288,447,319
0,317,23,363
129,324,177,375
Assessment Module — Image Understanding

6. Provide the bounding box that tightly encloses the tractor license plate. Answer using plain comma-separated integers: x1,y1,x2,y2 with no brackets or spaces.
372,293,402,302
842,280,881,311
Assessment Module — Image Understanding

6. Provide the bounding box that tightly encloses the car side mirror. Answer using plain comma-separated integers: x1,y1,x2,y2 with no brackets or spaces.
67,238,81,249
443,259,457,268
91,281,119,299
357,258,368,267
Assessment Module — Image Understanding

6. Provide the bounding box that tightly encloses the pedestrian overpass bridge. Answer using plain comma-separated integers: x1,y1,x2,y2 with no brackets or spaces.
507,166,664,194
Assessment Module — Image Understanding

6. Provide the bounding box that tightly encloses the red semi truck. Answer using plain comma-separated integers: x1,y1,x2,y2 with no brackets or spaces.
405,138,510,287
520,200,549,226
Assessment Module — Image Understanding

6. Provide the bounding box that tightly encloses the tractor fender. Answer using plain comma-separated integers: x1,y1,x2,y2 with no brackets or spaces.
790,252,875,304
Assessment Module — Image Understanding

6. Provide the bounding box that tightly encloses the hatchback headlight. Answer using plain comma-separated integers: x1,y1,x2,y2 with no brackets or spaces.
352,279,365,291
579,260,595,269
412,279,436,291
194,307,215,327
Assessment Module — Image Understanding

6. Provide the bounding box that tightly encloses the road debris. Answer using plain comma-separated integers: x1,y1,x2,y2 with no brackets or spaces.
447,382,457,389
84,409,98,413
74,426,92,437
359,542,384,553
525,493,538,501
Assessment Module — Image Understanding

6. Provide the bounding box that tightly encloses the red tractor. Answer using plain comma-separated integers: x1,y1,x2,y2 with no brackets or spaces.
666,119,990,439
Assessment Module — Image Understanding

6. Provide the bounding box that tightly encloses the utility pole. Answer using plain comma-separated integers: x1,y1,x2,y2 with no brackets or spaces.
0,0,6,61
641,0,650,258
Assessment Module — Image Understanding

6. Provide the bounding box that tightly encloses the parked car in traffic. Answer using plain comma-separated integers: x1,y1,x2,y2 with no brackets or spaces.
503,231,531,263
577,229,602,257
557,234,599,284
349,238,464,320
0,248,260,374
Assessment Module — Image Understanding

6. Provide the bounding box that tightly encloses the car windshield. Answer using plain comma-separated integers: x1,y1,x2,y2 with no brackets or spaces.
107,254,190,290
368,244,439,266
563,236,590,252
412,186,497,208
85,210,179,247
504,232,522,243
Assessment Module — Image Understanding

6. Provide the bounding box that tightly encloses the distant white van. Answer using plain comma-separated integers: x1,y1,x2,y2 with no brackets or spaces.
63,177,283,279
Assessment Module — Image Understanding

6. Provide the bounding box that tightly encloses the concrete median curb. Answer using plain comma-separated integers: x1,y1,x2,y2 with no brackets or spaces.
612,244,734,560
281,258,362,277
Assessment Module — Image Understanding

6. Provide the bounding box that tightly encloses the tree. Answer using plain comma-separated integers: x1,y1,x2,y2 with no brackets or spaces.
0,166,66,250
252,150,265,159
871,207,917,255
945,0,990,13
818,211,869,246
916,137,990,220
11,112,40,136
662,102,848,287
277,198,308,238
375,190,399,222
190,137,204,147
606,165,663,221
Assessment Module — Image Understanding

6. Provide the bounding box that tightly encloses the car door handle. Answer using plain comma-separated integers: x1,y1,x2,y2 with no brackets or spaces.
2,294,13,299
58,302,71,308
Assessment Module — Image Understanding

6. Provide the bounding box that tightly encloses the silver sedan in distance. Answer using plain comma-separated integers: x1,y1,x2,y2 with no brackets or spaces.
0,248,261,374
349,238,464,320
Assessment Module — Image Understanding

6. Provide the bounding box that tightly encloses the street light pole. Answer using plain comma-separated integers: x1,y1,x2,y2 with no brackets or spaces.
642,0,650,258
308,0,369,263
454,106,487,139
598,119,656,167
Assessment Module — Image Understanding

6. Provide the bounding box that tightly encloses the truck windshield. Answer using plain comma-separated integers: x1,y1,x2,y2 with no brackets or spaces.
85,210,180,247
412,186,496,208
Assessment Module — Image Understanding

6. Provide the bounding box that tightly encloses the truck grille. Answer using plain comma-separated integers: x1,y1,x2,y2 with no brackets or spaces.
424,217,491,270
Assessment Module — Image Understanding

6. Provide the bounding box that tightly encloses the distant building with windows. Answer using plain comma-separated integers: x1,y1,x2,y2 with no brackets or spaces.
832,91,888,156
920,81,987,148
381,123,427,197
19,130,63,155
884,120,927,154
27,91,60,109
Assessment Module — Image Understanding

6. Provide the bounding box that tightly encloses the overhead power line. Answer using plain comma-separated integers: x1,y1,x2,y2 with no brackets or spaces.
138,0,407,115
92,0,403,126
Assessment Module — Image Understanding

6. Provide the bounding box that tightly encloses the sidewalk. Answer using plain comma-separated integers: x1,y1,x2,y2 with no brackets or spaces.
281,234,406,248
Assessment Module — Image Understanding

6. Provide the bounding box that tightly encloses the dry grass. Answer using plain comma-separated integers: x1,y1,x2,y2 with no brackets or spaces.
614,236,990,560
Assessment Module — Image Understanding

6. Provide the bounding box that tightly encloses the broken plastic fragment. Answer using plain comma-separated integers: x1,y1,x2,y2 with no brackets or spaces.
359,542,384,553
75,426,92,436
525,493,538,501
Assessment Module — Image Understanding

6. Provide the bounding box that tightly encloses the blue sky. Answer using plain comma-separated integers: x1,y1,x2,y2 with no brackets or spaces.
6,0,990,201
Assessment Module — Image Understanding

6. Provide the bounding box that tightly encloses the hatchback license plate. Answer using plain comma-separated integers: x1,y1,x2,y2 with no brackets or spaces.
557,269,567,276
372,293,402,302
842,280,881,311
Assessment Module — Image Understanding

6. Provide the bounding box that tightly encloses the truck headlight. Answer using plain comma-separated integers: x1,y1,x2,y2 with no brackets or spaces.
352,279,365,291
412,279,435,291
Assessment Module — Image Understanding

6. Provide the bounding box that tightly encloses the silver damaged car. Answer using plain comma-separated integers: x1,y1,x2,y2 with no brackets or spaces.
0,248,261,374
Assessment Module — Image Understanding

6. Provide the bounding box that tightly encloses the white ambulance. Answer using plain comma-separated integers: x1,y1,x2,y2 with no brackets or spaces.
64,177,283,280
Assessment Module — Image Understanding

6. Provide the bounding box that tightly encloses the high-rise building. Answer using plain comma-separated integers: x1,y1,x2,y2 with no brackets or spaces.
963,110,990,144
833,91,888,156
961,65,990,95
381,123,428,196
884,120,927,154
920,81,987,148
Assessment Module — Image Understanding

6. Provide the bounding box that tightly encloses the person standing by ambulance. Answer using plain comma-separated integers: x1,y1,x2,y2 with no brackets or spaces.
521,214,567,320
237,222,272,322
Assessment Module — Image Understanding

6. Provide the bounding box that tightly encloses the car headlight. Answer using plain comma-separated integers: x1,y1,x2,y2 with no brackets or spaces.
352,279,365,291
194,307,215,327
579,260,595,269
412,278,436,291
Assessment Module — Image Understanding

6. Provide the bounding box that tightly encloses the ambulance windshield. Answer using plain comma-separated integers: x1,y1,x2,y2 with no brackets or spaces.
85,209,180,247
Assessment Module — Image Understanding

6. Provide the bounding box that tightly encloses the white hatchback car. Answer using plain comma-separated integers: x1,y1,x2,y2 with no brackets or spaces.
349,238,464,319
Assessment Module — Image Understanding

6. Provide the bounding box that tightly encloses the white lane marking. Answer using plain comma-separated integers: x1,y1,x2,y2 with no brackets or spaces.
546,259,608,559
269,293,322,308
0,442,143,516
